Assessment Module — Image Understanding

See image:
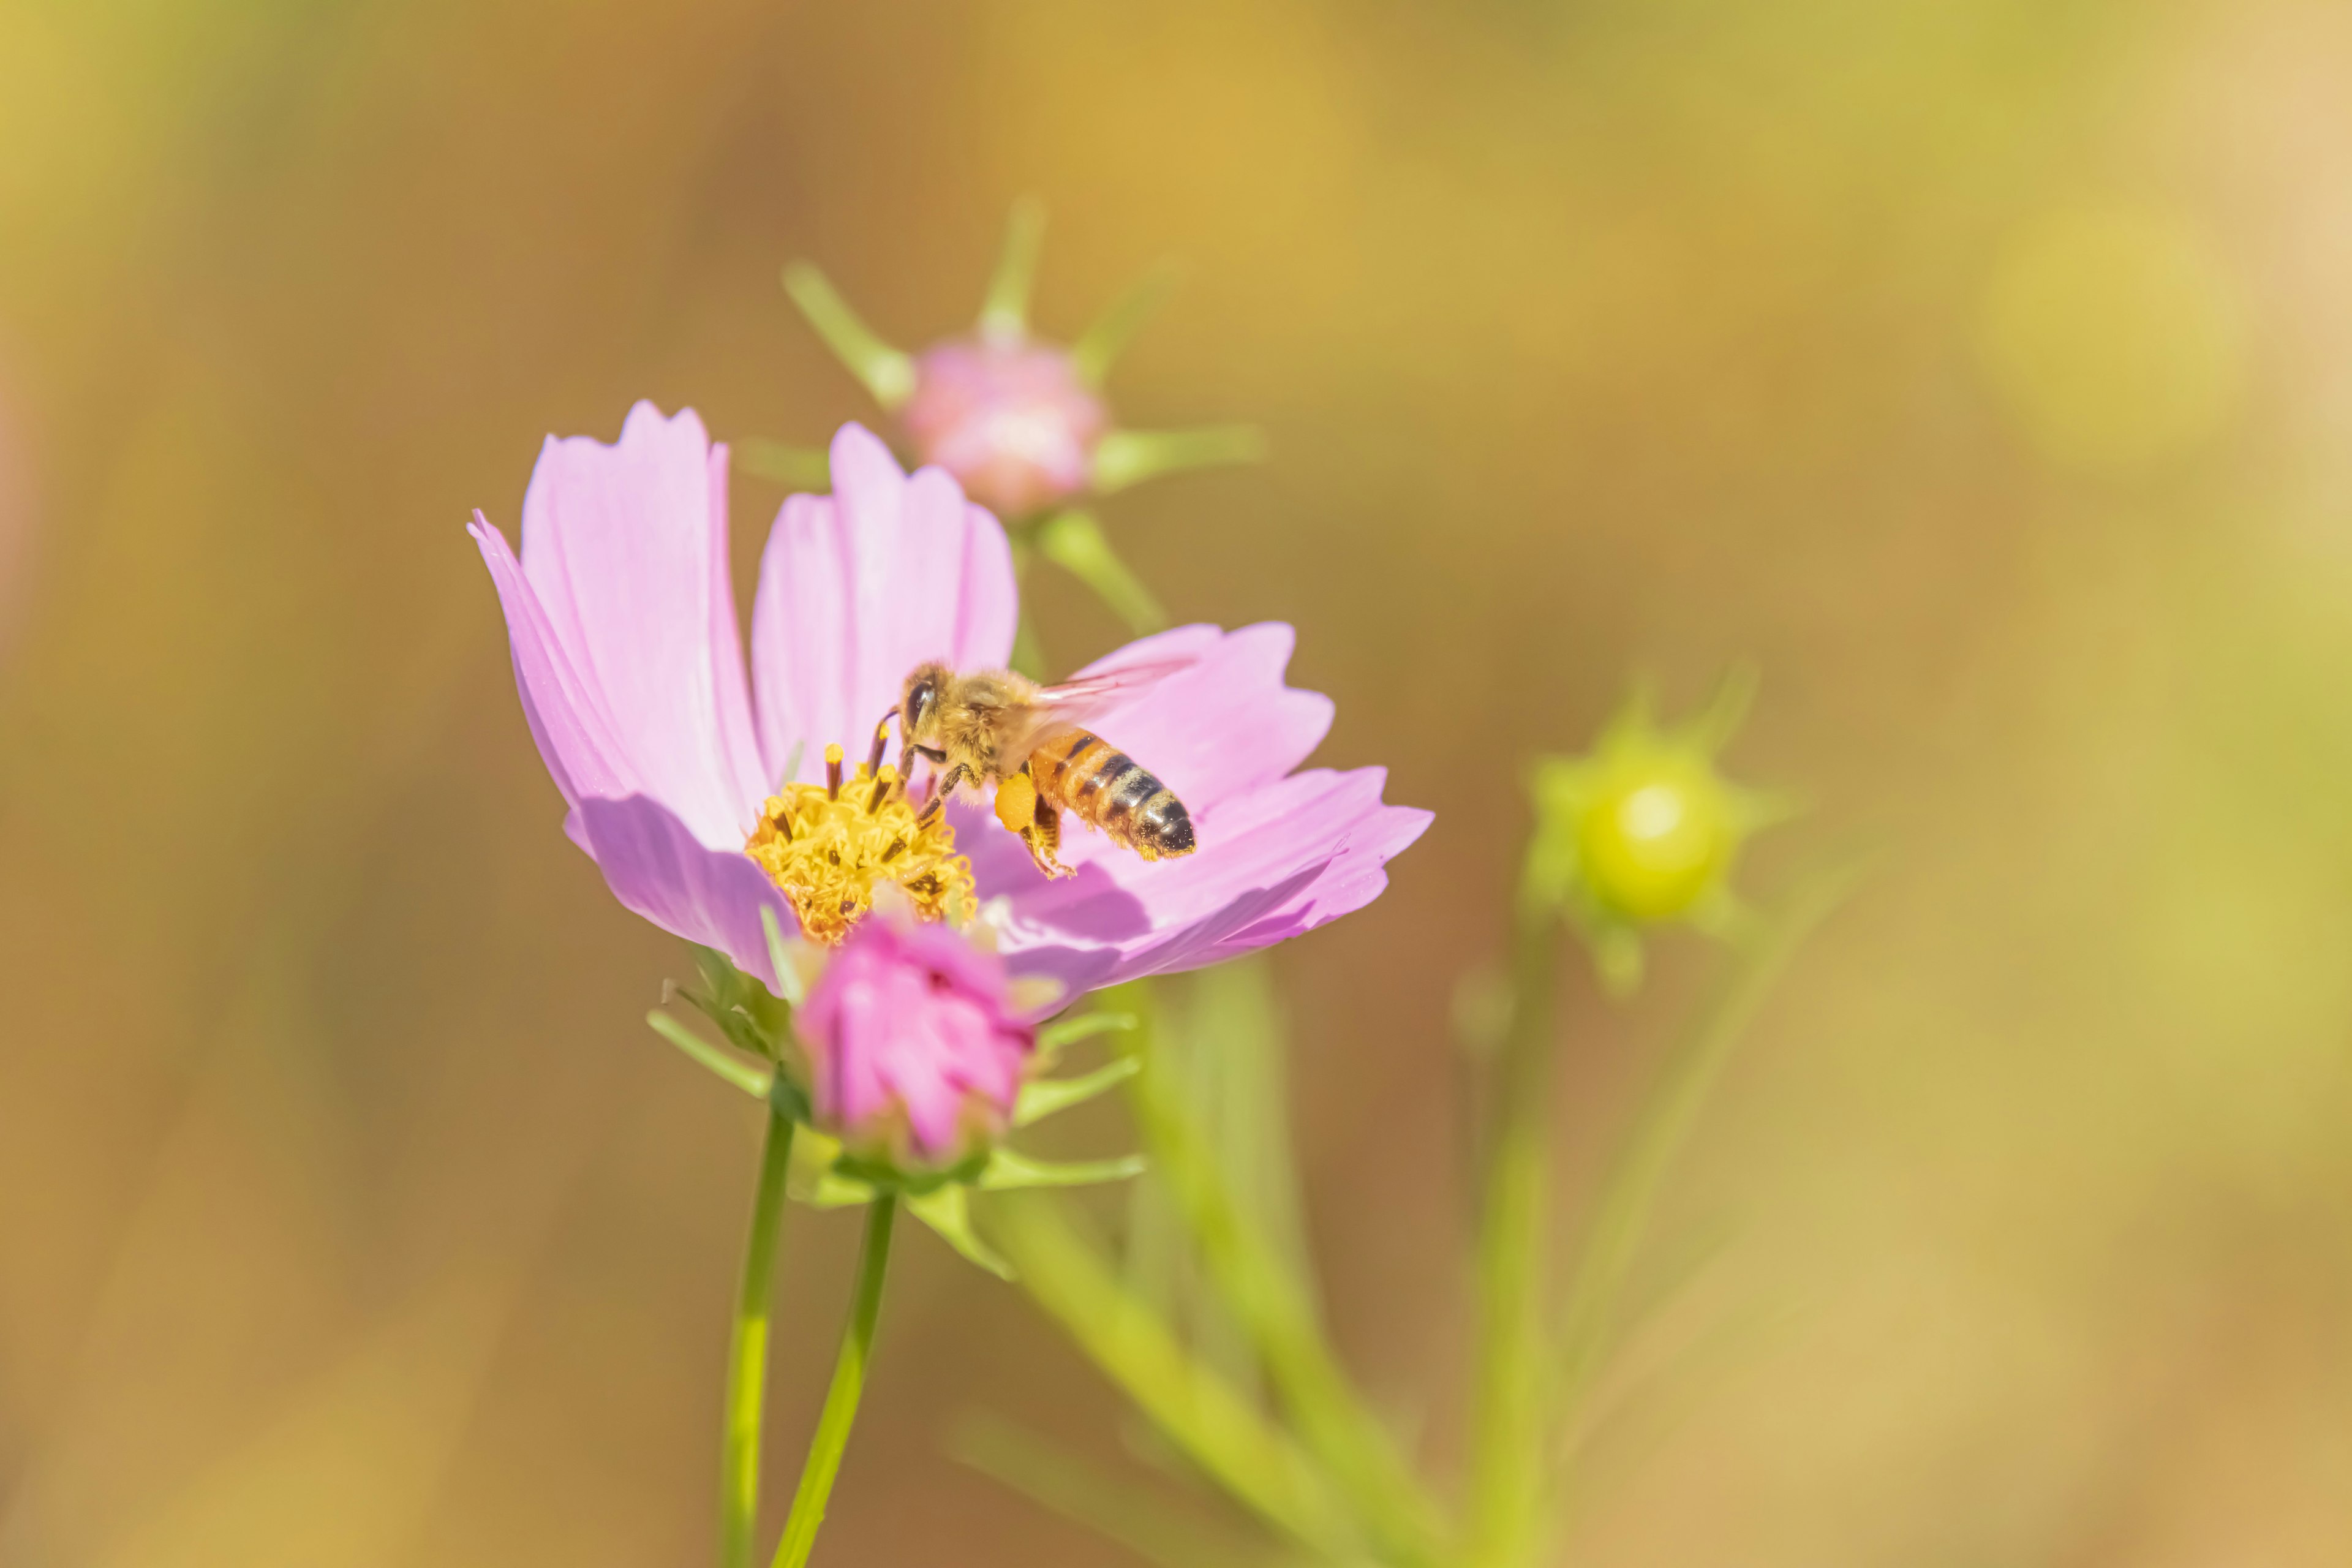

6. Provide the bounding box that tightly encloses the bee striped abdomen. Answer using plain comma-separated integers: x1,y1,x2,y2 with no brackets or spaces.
1033,729,1196,861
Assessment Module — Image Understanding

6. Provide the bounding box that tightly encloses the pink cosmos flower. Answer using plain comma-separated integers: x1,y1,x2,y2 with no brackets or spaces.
900,338,1108,519
469,404,1428,1001
798,905,1035,1162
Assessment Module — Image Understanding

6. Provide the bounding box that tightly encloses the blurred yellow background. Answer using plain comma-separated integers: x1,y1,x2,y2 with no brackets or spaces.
6,1,2352,1562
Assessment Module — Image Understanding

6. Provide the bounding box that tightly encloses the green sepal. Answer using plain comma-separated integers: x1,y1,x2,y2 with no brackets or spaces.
759,907,807,1008
978,1147,1147,1190
813,1145,1146,1197
1070,260,1182,387
1038,1009,1137,1055
781,261,917,409
646,1009,772,1101
807,1169,880,1208
787,1126,848,1204
1015,1056,1140,1126
908,1184,1016,1280
676,943,791,1060
833,1147,990,1199
766,1070,813,1125
978,197,1047,344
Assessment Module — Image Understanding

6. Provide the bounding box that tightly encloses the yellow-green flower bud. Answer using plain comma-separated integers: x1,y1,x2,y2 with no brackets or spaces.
1523,670,1790,992
1575,755,1737,921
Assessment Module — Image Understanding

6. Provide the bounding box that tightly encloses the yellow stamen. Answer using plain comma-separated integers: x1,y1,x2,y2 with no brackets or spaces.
746,761,976,945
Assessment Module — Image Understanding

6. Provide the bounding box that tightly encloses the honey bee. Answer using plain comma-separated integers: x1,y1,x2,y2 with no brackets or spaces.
897,659,1197,879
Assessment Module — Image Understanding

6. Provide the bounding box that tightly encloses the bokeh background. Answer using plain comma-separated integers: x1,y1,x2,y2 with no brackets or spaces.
7,1,2352,1562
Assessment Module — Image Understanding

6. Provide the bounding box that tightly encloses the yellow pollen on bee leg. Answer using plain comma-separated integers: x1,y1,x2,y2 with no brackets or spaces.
745,757,976,946
994,771,1037,833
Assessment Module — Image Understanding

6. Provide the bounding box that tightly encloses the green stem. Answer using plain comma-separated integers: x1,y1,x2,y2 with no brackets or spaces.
771,1195,899,1568
1550,864,1861,1447
1007,541,1049,679
1125,1030,1446,1566
985,1193,1360,1560
720,1109,797,1568
1461,898,1564,1568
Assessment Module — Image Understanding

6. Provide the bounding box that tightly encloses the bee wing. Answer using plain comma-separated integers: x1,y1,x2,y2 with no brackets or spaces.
1003,655,1201,756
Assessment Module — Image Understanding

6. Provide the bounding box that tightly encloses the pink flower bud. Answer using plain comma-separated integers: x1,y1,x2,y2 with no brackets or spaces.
797,907,1038,1165
901,338,1108,519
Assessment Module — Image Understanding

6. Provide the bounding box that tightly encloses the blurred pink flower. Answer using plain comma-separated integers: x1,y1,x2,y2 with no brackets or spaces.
900,338,1107,519
799,905,1035,1162
469,404,1428,997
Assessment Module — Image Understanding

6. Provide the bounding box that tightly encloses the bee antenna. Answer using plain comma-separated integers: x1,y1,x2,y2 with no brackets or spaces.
866,707,899,775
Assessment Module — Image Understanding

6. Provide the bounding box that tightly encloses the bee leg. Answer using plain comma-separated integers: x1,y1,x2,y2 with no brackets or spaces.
1024,791,1074,880
914,762,973,827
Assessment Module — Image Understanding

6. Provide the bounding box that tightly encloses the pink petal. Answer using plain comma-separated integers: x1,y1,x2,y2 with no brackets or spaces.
572,795,797,992
891,1008,971,1155
513,402,766,846
985,766,1431,989
1062,624,1335,813
471,516,640,809
749,424,1018,783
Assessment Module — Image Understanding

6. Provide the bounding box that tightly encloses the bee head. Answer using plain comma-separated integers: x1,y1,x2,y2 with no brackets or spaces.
902,663,949,741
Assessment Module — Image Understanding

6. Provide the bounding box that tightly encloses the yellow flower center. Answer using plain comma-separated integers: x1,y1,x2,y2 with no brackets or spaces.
744,744,977,946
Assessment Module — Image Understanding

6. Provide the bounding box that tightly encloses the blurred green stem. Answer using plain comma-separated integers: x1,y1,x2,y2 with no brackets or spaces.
985,1193,1362,1560
1036,509,1167,636
1071,260,1181,386
1549,864,1862,1453
1008,545,1049,678
949,1411,1298,1568
1092,426,1265,495
1123,1025,1447,1566
782,262,916,409
771,1195,898,1568
979,197,1047,343
1461,888,1565,1568
720,1107,796,1568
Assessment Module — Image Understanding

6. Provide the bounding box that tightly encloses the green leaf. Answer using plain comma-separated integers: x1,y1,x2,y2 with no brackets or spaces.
646,1010,771,1101
782,262,916,408
908,1185,1015,1280
978,1147,1147,1190
1033,510,1167,635
1015,1056,1140,1126
978,197,1047,343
